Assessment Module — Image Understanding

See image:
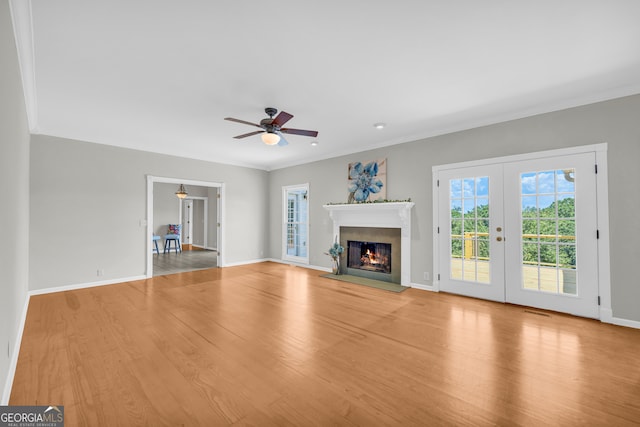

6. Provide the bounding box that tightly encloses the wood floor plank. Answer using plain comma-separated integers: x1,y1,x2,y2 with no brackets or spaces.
10,262,640,425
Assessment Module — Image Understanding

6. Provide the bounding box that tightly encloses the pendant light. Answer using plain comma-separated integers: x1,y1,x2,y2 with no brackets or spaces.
175,184,188,199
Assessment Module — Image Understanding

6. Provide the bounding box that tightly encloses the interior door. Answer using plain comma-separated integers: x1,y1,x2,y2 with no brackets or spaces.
438,164,505,302
504,153,599,318
182,199,193,246
283,185,309,263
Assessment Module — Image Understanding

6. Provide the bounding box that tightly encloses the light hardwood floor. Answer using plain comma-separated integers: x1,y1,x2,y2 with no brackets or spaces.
10,262,640,425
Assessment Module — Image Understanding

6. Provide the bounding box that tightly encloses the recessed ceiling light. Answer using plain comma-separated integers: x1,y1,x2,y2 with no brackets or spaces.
310,140,319,146
373,123,386,129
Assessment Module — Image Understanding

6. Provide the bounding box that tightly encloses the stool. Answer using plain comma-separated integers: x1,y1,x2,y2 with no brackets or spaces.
152,235,161,254
164,234,181,253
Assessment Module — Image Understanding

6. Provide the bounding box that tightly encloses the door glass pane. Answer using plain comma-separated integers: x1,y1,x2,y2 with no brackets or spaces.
520,169,577,295
449,176,490,284
451,240,463,280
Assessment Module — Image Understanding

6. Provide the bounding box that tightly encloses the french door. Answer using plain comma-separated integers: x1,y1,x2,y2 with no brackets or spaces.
437,152,600,318
437,165,505,302
282,184,309,263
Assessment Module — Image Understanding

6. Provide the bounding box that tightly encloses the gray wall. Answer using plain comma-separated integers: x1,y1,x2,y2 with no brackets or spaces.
268,94,640,322
153,184,212,247
0,0,30,401
153,182,181,237
30,135,269,290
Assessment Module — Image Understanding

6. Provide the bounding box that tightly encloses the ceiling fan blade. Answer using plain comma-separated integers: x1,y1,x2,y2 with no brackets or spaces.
280,128,318,137
272,111,294,127
224,117,262,128
233,130,264,139
277,132,289,147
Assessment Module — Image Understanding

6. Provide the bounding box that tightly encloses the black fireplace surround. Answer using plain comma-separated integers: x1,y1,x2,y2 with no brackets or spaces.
339,227,401,284
347,241,392,274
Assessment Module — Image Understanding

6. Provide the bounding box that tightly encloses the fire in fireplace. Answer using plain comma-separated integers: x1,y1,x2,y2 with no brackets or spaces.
347,240,392,274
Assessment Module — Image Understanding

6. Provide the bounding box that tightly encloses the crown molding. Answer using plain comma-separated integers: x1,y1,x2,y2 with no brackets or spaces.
9,0,38,132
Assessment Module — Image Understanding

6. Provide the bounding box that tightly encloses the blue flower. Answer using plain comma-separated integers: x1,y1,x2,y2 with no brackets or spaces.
348,161,384,202
325,237,344,260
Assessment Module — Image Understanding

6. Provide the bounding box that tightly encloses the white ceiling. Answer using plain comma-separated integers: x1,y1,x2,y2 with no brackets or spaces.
11,0,640,170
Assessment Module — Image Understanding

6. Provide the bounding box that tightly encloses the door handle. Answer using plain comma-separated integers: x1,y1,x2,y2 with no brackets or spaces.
496,236,503,242
496,227,502,232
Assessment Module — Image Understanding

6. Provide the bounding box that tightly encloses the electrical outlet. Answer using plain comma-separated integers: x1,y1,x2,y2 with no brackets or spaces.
424,272,430,281
97,269,104,277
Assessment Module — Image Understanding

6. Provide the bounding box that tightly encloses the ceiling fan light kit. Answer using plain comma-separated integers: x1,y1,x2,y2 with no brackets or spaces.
225,107,318,147
261,133,280,145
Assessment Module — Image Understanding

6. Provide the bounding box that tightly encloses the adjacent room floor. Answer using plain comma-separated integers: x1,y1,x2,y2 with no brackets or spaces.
152,248,217,276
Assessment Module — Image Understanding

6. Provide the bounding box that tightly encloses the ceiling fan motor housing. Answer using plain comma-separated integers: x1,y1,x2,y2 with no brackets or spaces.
264,107,278,117
261,108,278,131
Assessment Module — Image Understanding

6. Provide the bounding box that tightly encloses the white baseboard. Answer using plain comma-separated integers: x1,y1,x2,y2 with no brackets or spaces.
1,294,30,405
190,245,217,251
28,275,148,296
600,307,614,323
600,308,640,329
411,283,436,291
222,258,270,268
305,264,332,273
266,258,332,273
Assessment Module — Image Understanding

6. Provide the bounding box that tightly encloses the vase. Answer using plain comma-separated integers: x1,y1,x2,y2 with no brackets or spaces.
331,258,341,275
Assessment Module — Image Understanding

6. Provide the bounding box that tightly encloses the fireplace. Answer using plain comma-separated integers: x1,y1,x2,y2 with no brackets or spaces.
323,202,414,286
347,241,392,274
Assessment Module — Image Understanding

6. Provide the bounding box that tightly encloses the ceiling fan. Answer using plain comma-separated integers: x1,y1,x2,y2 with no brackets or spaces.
224,107,318,146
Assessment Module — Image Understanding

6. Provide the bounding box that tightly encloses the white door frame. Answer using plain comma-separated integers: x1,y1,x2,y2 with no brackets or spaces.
432,143,611,320
146,176,225,277
282,183,310,264
180,196,208,248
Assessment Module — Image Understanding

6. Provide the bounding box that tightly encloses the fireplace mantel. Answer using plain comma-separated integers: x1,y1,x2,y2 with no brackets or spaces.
323,202,414,286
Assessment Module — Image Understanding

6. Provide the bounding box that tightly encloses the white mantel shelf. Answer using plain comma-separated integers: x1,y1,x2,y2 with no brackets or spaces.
323,202,414,212
323,202,414,286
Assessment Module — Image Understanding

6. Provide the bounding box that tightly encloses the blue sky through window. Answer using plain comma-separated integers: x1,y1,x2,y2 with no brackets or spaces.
521,169,575,210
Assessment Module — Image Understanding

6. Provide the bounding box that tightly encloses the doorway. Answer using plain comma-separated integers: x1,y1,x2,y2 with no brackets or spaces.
146,176,224,277
282,184,309,264
434,145,609,319
180,196,211,251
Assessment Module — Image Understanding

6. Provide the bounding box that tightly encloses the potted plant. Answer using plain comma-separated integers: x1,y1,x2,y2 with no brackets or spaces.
325,238,344,275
